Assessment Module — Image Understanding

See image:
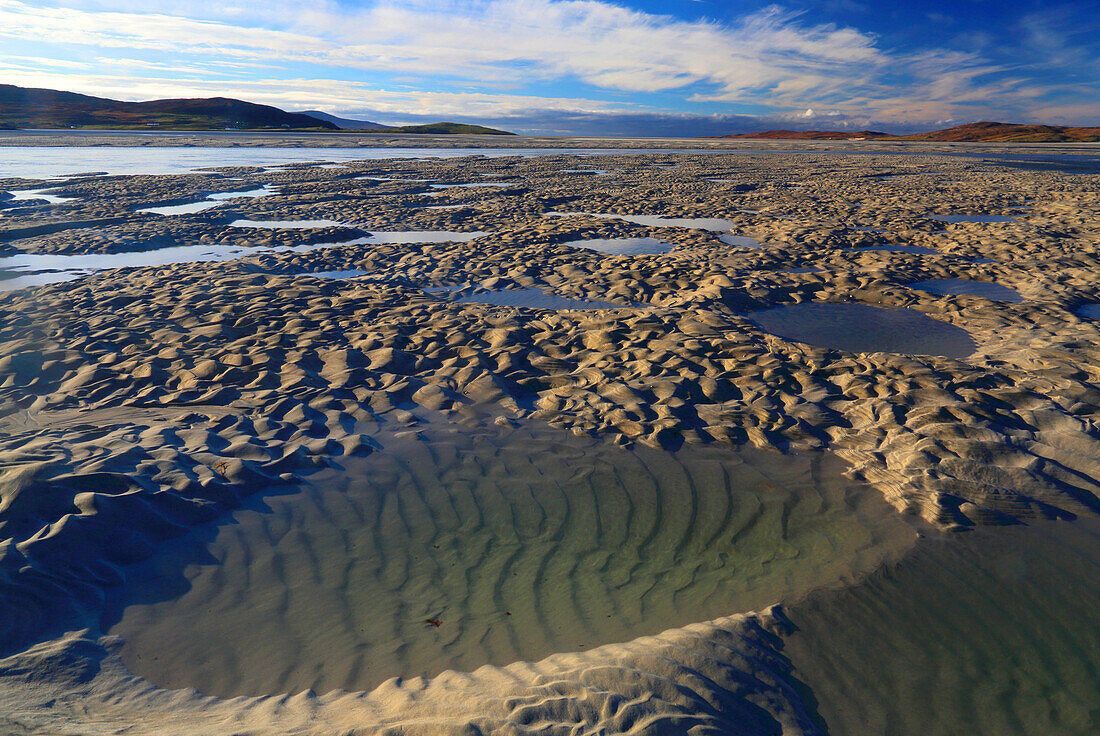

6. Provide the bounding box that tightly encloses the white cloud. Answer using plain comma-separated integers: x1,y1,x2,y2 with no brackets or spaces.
1,0,1098,125
0,66,637,119
0,1,881,99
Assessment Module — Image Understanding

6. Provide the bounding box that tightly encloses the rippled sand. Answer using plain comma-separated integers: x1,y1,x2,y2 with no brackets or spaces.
105,412,915,696
786,517,1100,736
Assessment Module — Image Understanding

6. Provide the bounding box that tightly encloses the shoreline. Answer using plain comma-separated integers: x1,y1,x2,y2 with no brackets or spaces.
3,130,1100,158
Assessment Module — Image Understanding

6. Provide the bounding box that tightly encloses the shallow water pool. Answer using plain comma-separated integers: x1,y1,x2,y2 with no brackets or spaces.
906,278,1023,303
559,237,675,255
104,414,916,697
452,287,628,310
747,302,976,358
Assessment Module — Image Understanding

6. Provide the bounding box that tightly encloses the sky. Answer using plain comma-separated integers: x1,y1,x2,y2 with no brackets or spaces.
1,0,1098,136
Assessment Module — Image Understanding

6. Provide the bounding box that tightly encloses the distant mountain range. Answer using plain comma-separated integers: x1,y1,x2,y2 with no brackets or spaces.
715,121,1100,143
295,110,392,130
292,112,514,136
0,84,514,134
380,122,515,135
715,129,890,140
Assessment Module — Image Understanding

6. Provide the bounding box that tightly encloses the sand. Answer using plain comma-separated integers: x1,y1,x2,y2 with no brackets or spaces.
785,517,1100,735
2,137,1100,734
103,411,914,697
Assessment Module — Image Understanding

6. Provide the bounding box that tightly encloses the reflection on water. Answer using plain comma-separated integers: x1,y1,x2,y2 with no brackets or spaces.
559,237,675,255
1075,304,1100,320
718,233,760,247
906,278,1023,303
138,185,281,215
207,185,279,200
451,286,629,310
3,188,78,205
229,219,346,229
430,182,512,189
137,200,224,216
548,211,741,232
367,230,487,243
0,145,751,179
748,302,976,358
0,242,332,292
0,230,490,291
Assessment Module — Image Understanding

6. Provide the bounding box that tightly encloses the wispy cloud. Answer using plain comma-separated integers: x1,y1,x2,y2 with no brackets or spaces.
0,1,882,95
0,65,639,120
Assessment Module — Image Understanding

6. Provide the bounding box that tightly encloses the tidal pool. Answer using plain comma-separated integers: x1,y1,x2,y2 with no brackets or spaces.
453,287,628,310
1075,304,1100,320
906,278,1023,303
103,414,916,697
139,185,281,215
429,182,512,189
3,188,78,205
847,244,940,255
229,219,346,229
207,185,279,200
559,237,675,255
137,200,225,216
0,230,492,292
787,517,1100,736
367,230,487,243
718,233,760,247
548,212,740,232
0,242,346,292
747,302,976,358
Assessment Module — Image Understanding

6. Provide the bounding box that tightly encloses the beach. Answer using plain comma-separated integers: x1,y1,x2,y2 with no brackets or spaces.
2,135,1099,735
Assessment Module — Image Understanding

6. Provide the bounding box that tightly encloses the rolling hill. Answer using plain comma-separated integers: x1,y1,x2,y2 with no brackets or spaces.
0,84,338,130
0,85,514,134
890,121,1100,142
714,121,1100,143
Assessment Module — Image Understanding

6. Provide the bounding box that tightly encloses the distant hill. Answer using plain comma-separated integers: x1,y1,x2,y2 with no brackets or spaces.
376,122,516,135
891,121,1100,142
0,85,514,134
716,129,890,140
297,110,392,130
0,84,338,130
712,121,1100,143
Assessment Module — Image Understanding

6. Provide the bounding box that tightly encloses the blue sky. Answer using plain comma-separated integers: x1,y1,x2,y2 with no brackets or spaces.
1,0,1097,135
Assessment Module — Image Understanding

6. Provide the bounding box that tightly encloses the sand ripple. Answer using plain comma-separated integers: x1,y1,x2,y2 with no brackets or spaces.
106,413,915,697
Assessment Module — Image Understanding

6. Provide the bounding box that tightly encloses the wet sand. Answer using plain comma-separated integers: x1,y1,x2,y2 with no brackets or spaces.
786,517,1100,736
2,137,1100,735
104,412,914,697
